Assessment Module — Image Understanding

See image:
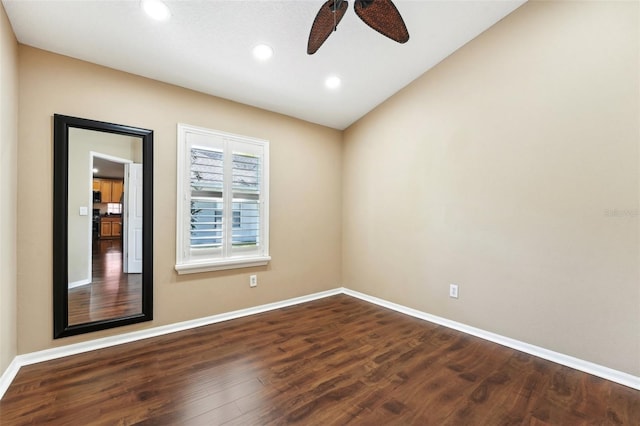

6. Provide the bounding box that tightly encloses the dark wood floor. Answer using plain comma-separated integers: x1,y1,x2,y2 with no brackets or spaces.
68,238,142,325
1,295,638,425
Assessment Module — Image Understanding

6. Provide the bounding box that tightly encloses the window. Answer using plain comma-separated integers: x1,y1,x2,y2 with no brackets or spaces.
107,203,122,214
175,124,270,274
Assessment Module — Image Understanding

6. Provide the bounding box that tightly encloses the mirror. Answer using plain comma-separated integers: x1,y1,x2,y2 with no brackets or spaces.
53,114,153,338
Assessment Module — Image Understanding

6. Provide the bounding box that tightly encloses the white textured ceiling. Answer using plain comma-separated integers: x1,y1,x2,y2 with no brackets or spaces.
3,0,526,130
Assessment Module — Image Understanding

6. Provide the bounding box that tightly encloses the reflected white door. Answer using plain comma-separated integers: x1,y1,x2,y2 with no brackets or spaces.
124,163,143,273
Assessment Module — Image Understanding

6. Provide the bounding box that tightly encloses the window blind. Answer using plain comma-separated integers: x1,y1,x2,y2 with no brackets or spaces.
190,148,223,248
232,152,260,247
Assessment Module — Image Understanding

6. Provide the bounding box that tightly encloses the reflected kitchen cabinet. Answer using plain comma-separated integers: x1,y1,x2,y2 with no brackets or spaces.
100,217,122,238
95,178,124,203
112,180,123,203
99,179,111,200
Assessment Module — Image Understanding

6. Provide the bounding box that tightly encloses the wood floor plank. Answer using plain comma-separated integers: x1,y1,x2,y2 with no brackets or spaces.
1,295,638,425
68,238,141,326
606,384,640,425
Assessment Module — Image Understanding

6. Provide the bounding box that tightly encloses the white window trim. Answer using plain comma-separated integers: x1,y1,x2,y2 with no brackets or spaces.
175,123,270,274
175,256,271,275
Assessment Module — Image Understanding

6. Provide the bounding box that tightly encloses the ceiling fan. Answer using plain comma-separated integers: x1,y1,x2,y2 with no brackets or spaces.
307,0,410,55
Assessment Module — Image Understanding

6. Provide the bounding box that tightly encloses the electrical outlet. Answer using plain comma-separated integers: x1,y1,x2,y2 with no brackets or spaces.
249,275,257,287
449,284,459,299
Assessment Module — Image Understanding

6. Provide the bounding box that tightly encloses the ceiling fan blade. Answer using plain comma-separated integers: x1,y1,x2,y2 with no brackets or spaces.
308,0,349,55
354,0,409,44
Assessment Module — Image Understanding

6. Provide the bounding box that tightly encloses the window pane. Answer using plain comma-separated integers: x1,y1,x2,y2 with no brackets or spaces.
232,152,260,247
232,197,259,246
107,203,122,214
190,198,223,248
190,147,224,249
232,153,260,193
191,148,223,191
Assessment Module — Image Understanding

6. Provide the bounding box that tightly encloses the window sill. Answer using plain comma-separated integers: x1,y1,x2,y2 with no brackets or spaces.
175,256,271,275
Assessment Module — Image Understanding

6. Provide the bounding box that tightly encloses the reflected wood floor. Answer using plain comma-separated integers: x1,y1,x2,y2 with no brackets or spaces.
68,238,142,325
1,295,638,425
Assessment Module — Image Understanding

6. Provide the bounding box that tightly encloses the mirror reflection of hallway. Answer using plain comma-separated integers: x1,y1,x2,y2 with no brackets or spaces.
66,129,143,327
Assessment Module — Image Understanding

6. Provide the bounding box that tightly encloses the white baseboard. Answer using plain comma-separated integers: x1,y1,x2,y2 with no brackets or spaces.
342,288,640,391
1,286,638,400
0,357,20,400
68,279,90,289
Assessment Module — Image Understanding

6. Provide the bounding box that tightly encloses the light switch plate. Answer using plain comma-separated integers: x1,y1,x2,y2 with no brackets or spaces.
449,284,459,299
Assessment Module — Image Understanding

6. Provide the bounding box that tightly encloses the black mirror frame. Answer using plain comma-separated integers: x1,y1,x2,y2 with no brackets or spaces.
53,114,153,338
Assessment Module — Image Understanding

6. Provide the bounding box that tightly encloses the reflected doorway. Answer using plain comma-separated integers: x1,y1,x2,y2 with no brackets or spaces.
67,153,142,326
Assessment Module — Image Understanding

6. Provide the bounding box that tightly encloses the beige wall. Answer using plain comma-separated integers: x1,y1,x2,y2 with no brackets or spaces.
343,0,639,376
17,46,342,354
0,3,18,375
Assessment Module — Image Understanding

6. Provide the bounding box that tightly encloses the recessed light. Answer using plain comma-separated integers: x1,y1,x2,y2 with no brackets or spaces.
325,75,341,90
253,44,274,61
141,0,171,21
92,168,99,173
